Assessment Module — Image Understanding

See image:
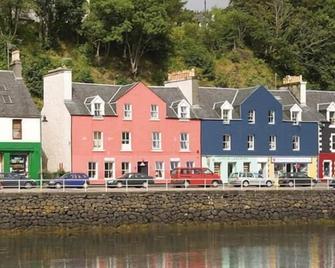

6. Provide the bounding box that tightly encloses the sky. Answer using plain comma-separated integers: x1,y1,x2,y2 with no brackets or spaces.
186,0,230,11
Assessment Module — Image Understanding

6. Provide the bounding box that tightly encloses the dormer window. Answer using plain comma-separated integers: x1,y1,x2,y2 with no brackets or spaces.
326,102,335,126
248,110,255,124
220,101,233,124
177,100,190,119
290,104,302,125
85,95,105,118
94,103,102,117
291,111,299,124
330,112,335,125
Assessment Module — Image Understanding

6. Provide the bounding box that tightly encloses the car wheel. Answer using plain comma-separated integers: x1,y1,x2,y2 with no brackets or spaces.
24,182,33,189
116,181,123,188
184,180,190,188
288,181,294,187
211,180,219,188
142,181,148,188
242,180,249,187
266,181,272,187
55,183,62,189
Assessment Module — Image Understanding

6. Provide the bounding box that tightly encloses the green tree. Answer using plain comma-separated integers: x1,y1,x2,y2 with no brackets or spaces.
82,0,184,77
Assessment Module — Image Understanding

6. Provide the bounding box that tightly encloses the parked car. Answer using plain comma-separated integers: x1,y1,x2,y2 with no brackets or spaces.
228,172,273,187
48,173,89,189
170,167,222,188
0,173,36,189
107,173,155,188
278,172,317,187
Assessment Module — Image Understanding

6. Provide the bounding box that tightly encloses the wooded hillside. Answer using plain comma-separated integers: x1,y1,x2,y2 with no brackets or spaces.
0,0,334,104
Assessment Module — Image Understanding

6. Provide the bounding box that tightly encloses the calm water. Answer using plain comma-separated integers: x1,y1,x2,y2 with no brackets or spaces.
0,224,335,268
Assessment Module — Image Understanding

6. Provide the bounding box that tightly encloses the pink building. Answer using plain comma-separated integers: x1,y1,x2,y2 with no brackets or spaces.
42,69,201,183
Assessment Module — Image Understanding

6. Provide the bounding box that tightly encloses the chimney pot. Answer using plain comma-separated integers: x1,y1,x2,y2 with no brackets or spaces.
10,49,22,79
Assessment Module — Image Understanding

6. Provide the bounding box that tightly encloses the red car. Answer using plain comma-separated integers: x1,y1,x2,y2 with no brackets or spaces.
170,167,222,188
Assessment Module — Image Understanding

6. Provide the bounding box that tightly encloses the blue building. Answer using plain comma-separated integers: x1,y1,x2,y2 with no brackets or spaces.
165,74,319,183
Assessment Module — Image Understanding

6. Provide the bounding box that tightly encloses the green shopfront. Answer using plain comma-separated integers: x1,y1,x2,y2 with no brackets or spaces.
0,142,41,181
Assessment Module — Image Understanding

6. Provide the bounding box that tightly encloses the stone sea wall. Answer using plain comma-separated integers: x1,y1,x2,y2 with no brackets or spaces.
0,190,335,229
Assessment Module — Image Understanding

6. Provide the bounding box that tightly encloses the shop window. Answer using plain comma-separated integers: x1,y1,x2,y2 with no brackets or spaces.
243,162,250,172
214,162,221,175
12,119,22,140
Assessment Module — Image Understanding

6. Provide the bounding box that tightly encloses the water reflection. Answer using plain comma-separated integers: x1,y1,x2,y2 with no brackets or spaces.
0,225,335,268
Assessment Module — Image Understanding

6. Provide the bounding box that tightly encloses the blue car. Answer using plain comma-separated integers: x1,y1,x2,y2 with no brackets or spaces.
48,173,89,189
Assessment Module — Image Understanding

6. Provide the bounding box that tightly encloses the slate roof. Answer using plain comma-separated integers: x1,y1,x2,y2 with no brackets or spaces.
149,86,197,118
66,82,197,118
270,89,323,122
65,82,124,116
0,70,39,118
306,90,335,121
64,80,333,123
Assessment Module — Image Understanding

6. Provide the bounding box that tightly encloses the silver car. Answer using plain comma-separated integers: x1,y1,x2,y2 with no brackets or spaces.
228,172,273,187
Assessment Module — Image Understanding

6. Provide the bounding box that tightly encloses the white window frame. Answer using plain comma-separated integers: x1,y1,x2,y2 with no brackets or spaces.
177,100,190,120
220,101,233,124
93,102,102,117
121,131,132,151
248,110,255,124
223,135,231,150
104,161,114,179
152,132,162,151
269,135,276,151
330,111,335,125
150,104,159,120
330,134,335,152
268,110,275,124
88,162,97,179
247,135,255,151
186,161,194,168
170,161,180,170
155,161,164,178
121,162,131,175
123,104,132,120
180,133,189,151
290,104,302,125
292,135,300,151
93,131,103,151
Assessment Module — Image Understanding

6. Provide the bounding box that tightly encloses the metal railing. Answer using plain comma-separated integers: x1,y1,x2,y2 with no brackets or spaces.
0,177,333,193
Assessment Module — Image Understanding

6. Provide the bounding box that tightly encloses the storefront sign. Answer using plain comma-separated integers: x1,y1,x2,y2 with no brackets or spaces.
272,157,311,163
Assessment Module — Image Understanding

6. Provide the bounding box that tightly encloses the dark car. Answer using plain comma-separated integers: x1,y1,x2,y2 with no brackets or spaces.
107,173,155,188
48,173,89,189
0,173,36,189
278,172,317,187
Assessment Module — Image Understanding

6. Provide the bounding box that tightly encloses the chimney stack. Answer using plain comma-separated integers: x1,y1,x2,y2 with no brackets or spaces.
282,75,307,106
165,69,199,106
10,50,22,79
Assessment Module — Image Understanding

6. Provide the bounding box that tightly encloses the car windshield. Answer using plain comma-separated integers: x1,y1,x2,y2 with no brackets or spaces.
229,173,238,178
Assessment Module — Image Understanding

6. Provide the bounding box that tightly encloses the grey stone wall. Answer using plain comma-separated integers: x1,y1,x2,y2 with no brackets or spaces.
0,190,335,229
